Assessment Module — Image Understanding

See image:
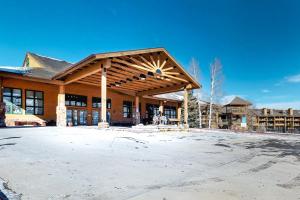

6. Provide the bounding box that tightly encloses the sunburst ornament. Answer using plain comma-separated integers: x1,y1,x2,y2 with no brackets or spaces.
112,53,189,83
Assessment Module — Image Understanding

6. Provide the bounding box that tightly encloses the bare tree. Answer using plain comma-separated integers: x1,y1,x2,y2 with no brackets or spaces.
208,58,223,129
189,58,202,128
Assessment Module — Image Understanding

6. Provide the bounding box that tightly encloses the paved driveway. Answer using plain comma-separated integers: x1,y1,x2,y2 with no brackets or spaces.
0,127,299,200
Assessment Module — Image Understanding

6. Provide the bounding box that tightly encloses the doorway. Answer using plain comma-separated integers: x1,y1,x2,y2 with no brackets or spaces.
145,104,159,124
67,109,87,126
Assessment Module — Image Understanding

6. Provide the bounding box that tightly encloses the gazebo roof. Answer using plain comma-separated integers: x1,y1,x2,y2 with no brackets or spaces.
225,97,252,106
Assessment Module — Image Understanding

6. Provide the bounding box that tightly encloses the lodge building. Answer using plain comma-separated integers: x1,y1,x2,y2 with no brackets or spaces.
199,97,300,133
0,48,200,127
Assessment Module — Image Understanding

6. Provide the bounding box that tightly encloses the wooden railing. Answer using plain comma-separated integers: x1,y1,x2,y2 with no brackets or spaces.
226,107,247,114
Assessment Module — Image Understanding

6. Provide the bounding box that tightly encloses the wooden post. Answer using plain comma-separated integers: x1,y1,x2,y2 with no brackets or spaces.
56,85,67,127
159,101,164,115
184,88,189,128
135,96,140,125
0,77,6,127
177,103,182,125
99,59,110,128
0,77,2,101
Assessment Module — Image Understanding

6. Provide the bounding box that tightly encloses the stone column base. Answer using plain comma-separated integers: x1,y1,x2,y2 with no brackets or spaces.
0,102,6,127
98,122,109,128
135,112,140,125
184,124,189,129
56,106,67,127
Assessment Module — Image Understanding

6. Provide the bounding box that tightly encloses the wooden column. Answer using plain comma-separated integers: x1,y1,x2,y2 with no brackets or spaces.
56,85,67,127
184,88,189,128
0,77,2,101
0,77,6,127
159,101,164,115
177,103,182,124
99,59,110,128
135,96,140,125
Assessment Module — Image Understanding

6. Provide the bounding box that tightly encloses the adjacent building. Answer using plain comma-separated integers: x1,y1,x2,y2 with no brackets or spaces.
200,97,300,133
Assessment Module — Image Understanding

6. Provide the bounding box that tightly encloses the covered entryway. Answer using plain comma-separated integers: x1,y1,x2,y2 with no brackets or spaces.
52,48,201,128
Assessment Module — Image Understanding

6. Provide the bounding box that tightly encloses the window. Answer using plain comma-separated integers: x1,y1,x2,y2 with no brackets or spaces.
25,90,44,115
3,88,22,114
92,97,111,109
164,106,176,119
65,94,87,107
123,101,132,118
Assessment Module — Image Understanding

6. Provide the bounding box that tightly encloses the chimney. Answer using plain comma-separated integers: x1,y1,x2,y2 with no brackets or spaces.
263,108,268,116
288,108,293,116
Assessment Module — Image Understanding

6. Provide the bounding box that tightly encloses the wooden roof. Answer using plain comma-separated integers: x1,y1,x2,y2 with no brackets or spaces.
225,97,252,106
52,48,201,96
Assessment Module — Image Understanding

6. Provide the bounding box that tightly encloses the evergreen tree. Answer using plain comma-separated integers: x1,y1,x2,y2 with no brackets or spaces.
181,90,200,128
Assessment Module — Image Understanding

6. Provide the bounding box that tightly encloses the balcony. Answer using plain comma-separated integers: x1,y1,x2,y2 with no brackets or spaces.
226,107,247,114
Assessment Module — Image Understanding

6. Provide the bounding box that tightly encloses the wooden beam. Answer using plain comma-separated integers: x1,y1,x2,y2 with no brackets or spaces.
162,66,176,72
53,55,96,80
160,59,167,69
64,61,103,85
111,63,176,85
157,55,160,69
138,55,156,69
128,56,153,70
137,84,185,96
165,72,181,75
150,55,157,68
112,58,151,72
76,81,137,98
163,74,189,83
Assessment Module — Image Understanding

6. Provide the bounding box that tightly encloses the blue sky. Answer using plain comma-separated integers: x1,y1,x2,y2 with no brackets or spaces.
0,0,299,109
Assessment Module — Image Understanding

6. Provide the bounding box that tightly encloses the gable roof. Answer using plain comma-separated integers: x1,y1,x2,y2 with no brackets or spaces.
225,97,252,106
23,52,72,79
52,47,201,89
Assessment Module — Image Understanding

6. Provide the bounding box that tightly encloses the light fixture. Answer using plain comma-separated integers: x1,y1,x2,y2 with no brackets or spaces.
139,74,146,80
147,72,154,77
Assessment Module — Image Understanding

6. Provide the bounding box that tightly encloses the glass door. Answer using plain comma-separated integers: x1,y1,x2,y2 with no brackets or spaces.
67,110,72,125
73,110,78,126
92,110,99,125
79,110,87,125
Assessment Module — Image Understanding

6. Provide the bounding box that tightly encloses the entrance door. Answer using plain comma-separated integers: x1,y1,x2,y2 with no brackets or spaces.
92,110,99,125
146,104,159,124
67,110,72,125
73,110,78,126
79,110,87,125
66,109,88,126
